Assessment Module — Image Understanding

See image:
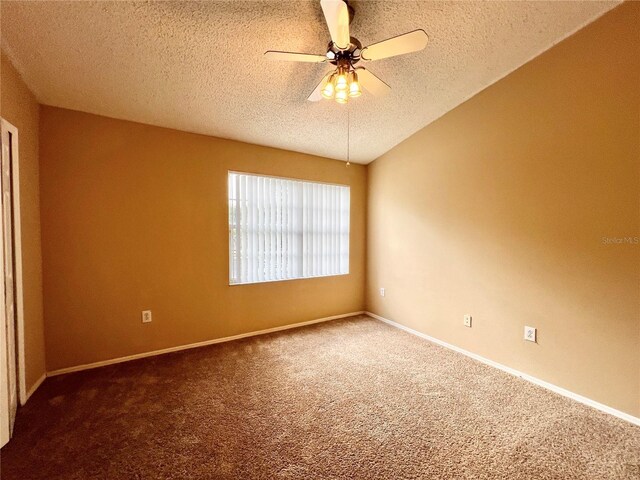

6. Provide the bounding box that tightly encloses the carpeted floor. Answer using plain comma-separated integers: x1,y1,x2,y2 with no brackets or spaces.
1,315,639,479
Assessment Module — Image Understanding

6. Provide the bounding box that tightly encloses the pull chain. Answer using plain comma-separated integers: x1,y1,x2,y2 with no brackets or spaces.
346,106,351,167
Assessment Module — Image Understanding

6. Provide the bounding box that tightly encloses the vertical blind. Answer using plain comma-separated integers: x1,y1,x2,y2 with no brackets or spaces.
229,172,350,285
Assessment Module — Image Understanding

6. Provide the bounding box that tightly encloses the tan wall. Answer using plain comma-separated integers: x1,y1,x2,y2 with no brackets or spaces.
0,53,46,391
366,2,639,417
39,106,366,371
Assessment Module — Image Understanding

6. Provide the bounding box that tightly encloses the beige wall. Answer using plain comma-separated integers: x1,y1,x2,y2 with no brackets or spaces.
0,53,46,392
366,2,639,417
39,106,366,371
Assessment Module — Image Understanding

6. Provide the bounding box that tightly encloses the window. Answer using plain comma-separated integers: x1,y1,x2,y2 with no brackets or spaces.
228,172,350,285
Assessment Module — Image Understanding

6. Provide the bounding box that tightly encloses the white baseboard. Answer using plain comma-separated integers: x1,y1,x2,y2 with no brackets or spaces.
23,373,46,404
47,311,365,377
366,311,640,427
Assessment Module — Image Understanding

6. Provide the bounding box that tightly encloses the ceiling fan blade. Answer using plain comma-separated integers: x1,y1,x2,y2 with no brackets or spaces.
361,29,429,61
356,68,391,96
320,0,350,50
264,51,327,63
308,72,333,102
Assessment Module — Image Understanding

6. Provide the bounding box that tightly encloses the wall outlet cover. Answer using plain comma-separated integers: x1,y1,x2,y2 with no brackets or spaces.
142,310,152,323
464,314,472,327
524,326,536,342
379,287,385,297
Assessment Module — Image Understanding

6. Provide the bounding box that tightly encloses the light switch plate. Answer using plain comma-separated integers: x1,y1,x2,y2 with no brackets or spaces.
464,314,472,327
524,326,536,342
379,287,385,297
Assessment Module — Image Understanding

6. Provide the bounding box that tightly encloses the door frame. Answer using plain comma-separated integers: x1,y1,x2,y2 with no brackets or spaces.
0,118,27,446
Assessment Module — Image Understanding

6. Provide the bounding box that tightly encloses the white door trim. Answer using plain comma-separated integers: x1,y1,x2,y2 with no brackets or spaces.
0,119,27,448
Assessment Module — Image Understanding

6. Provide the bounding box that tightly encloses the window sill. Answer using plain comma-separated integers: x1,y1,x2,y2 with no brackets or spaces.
229,272,349,286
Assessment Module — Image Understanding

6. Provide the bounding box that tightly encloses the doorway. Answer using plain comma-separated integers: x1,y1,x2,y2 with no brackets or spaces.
0,119,26,448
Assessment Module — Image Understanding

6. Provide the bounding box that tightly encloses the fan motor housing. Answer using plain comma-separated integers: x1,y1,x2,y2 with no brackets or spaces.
327,37,362,66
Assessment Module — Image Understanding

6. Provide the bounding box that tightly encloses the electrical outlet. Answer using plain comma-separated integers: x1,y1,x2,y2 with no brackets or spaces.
142,310,152,324
464,314,472,327
379,287,385,297
524,326,536,342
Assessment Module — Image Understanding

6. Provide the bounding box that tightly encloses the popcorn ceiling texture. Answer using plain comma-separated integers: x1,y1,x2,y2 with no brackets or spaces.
1,316,639,479
0,1,620,163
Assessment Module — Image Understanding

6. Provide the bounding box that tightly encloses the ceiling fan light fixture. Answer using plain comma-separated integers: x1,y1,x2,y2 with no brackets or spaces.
348,71,361,98
335,89,349,104
321,75,336,99
335,69,348,92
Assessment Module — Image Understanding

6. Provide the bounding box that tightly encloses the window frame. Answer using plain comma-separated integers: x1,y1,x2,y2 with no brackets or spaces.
227,170,350,286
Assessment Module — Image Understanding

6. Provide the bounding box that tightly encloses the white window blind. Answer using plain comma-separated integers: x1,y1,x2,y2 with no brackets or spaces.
228,172,350,285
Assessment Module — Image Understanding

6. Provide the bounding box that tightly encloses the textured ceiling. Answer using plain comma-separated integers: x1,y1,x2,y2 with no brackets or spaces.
1,1,620,163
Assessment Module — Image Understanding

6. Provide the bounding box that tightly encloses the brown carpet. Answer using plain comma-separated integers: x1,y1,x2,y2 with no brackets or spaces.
1,315,639,479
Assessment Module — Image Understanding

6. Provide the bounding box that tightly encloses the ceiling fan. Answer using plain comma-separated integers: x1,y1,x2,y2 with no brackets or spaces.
264,0,428,104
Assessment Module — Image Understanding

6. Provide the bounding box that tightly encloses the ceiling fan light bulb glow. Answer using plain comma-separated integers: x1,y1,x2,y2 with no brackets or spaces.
349,81,361,97
335,89,349,104
349,72,362,98
335,72,348,91
321,81,335,99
